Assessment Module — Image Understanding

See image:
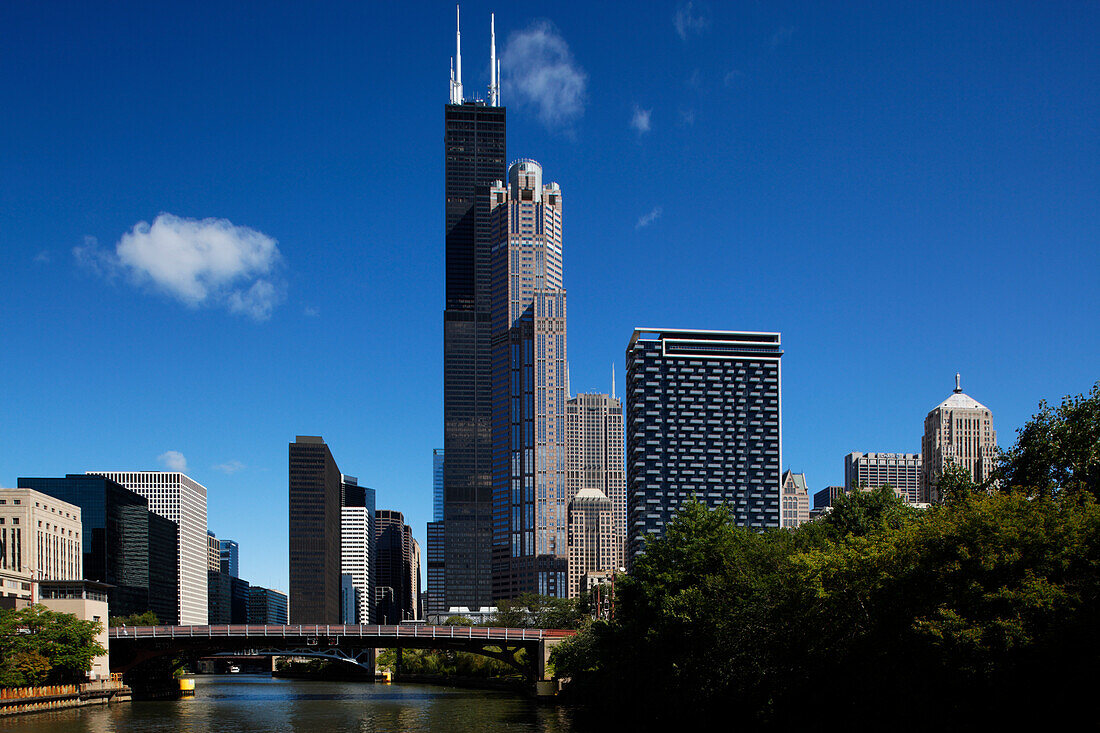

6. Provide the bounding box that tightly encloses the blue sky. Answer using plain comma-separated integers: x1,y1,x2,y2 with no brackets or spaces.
2,1,1097,593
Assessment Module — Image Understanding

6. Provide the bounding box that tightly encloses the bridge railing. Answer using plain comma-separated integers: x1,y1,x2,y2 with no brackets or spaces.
109,624,575,642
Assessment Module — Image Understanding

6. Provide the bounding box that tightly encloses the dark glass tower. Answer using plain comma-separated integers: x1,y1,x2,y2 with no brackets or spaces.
17,474,177,623
625,330,784,568
288,435,342,623
442,89,506,610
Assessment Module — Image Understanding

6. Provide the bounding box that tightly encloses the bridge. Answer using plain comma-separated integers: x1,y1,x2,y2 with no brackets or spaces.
109,624,575,683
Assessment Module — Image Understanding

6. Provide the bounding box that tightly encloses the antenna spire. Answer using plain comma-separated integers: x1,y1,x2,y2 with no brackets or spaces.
954,372,962,394
611,363,616,399
489,13,499,106
450,5,464,104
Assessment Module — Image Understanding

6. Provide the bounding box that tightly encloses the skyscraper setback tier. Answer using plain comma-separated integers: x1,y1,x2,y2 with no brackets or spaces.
288,436,342,623
489,159,568,599
625,329,783,566
442,95,506,611
565,393,626,570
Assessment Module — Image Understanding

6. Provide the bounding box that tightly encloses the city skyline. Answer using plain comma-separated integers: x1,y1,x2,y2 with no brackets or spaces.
2,1,1098,593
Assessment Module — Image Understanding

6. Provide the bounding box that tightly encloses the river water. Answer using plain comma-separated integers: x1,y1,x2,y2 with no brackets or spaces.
0,675,576,733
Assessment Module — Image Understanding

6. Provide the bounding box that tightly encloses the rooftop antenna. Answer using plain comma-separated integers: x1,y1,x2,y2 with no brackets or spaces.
489,13,499,106
954,372,962,394
611,363,616,399
450,5,464,104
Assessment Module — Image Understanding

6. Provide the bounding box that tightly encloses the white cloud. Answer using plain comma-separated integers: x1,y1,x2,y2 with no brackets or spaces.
158,450,188,472
503,21,587,131
33,250,51,264
304,306,320,317
76,213,283,320
636,206,663,230
213,460,245,474
631,105,652,135
679,109,696,127
674,2,709,41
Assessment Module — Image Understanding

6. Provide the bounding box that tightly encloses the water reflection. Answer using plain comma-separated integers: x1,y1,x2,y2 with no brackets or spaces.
0,675,574,733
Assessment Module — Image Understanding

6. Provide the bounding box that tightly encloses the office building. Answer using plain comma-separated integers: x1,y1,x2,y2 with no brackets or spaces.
566,393,626,570
844,452,922,504
341,474,375,624
207,531,221,572
88,471,208,625
442,9,507,612
566,488,615,599
489,159,568,599
288,436,343,623
17,475,178,623
376,509,418,622
625,329,783,565
407,529,420,620
426,450,446,618
219,539,239,578
780,471,810,528
814,486,846,511
0,488,83,582
208,569,231,624
921,374,998,503
248,586,288,625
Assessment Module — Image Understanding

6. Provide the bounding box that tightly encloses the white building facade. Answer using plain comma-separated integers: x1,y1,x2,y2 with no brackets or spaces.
0,488,83,583
565,393,626,569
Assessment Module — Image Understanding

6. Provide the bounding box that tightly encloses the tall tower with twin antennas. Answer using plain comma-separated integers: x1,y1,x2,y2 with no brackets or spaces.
440,5,507,612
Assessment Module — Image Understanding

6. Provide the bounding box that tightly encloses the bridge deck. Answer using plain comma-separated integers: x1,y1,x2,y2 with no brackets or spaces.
109,624,575,642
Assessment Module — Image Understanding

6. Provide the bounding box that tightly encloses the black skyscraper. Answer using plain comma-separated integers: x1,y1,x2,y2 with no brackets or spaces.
288,435,342,623
442,83,505,610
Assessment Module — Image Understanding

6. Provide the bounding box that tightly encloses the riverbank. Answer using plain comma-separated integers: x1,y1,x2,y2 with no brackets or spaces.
0,679,131,717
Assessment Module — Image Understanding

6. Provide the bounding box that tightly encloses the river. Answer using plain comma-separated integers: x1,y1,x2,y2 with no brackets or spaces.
0,675,576,733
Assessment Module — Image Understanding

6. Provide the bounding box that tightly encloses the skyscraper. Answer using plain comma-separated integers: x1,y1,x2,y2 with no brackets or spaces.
844,452,922,504
625,329,783,566
17,474,178,623
442,9,507,611
921,374,998,503
219,539,239,578
88,471,207,625
341,474,375,624
375,509,415,622
566,488,615,599
425,449,446,618
489,159,568,599
288,435,342,623
565,393,626,570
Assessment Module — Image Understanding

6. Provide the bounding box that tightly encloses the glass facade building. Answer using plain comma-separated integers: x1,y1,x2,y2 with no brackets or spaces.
17,474,178,623
624,329,783,566
443,98,506,611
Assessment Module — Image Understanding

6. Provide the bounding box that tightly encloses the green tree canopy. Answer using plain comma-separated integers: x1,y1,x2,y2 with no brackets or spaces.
109,611,159,627
1000,381,1100,499
0,606,106,687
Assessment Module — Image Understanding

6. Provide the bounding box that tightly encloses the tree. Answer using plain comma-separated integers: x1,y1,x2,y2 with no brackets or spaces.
934,461,978,504
821,483,920,536
109,611,159,627
0,606,106,686
1000,381,1100,499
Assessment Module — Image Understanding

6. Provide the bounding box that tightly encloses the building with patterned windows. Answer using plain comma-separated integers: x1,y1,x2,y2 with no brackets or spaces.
489,159,568,599
0,488,83,583
88,471,208,625
566,488,616,599
425,449,446,619
565,393,625,569
341,475,375,624
780,471,810,528
921,374,998,503
625,329,783,566
844,452,922,504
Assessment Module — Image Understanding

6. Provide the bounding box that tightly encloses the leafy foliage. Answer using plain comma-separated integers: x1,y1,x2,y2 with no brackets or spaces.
109,611,159,627
999,381,1100,499
0,606,106,687
553,383,1100,726
491,594,586,629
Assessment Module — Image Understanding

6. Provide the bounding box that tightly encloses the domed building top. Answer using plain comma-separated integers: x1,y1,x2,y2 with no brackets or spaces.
572,488,610,502
933,373,989,412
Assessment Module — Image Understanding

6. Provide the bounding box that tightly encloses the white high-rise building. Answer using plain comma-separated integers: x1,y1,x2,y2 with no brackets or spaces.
920,374,998,503
88,471,208,624
565,393,626,570
566,488,616,599
844,453,922,504
341,506,372,624
0,488,83,582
